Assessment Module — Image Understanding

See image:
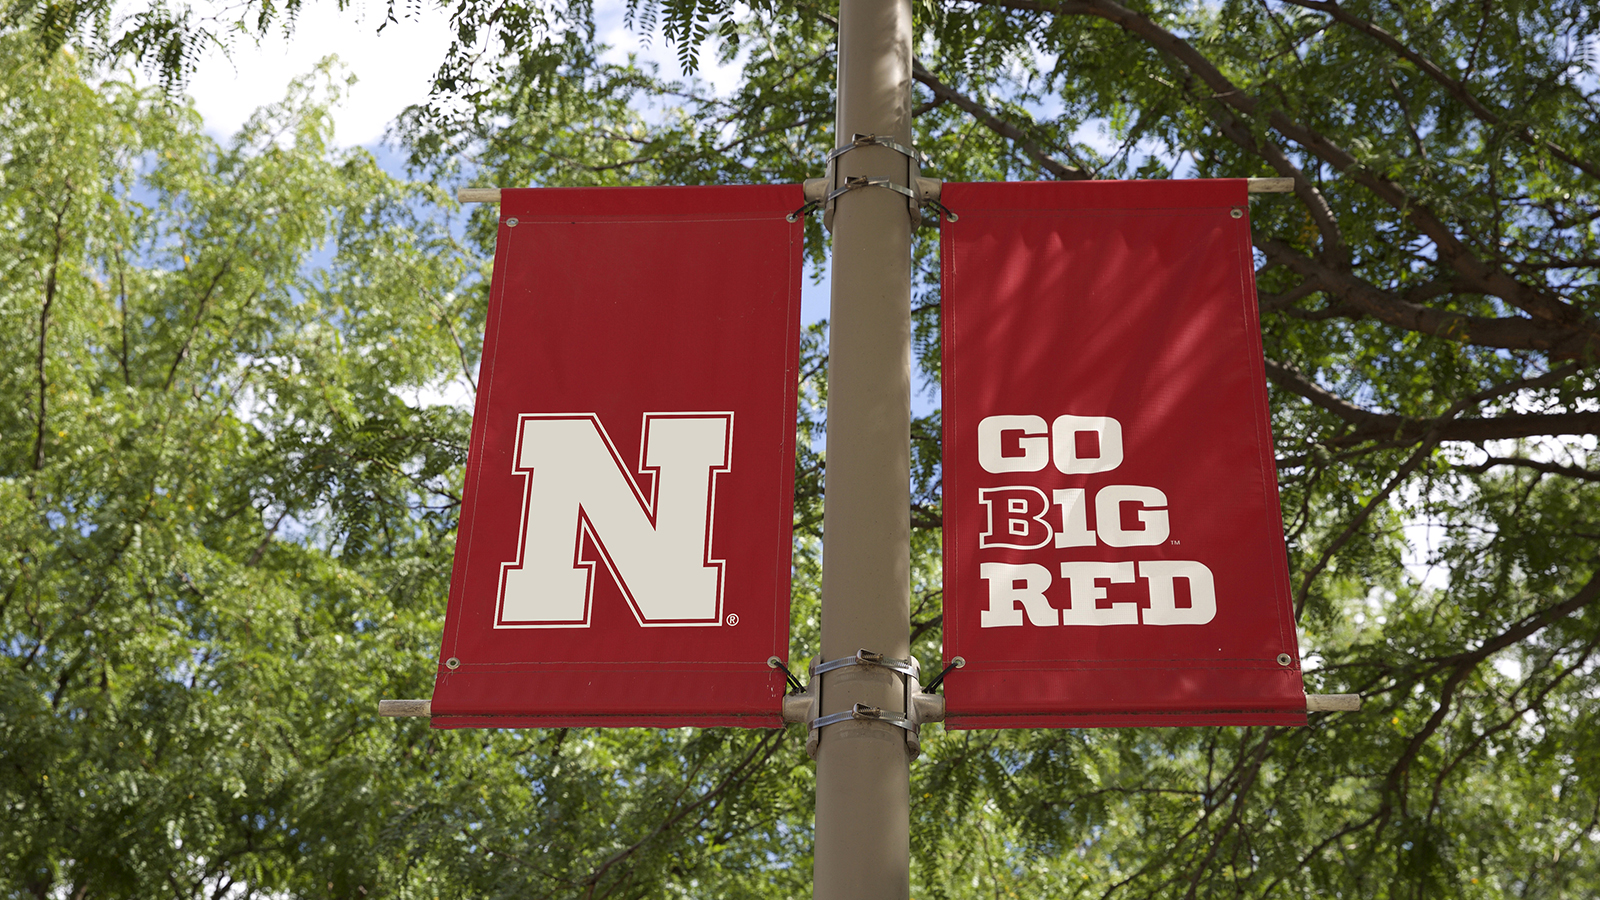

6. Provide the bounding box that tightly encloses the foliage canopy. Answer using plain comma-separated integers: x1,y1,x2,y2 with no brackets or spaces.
3,0,1600,897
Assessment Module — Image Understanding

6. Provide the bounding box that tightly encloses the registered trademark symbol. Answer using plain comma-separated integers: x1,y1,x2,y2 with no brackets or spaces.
725,613,739,626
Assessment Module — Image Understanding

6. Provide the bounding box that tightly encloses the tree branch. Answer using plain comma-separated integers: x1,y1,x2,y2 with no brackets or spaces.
1258,239,1600,357
1424,568,1600,673
1457,456,1600,482
977,0,1597,331
1279,0,1600,182
911,60,1088,180
35,189,72,474
1289,364,1582,615
1264,358,1598,450
1256,276,1325,312
116,244,131,386
164,252,237,391
1425,634,1600,819
578,731,785,892
1330,411,1600,449
1262,358,1384,426
1207,107,1347,260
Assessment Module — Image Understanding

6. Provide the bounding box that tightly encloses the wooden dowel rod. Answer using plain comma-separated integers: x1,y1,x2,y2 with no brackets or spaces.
379,699,432,717
1246,177,1294,193
458,179,1291,205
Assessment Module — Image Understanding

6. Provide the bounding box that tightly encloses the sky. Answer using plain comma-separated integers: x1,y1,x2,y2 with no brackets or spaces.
177,0,845,321
181,0,452,146
179,0,743,146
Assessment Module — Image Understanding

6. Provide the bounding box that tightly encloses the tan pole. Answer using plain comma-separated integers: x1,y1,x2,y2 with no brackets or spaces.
813,0,915,895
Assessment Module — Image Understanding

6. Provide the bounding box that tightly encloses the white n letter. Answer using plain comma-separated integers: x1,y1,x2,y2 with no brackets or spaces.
498,413,731,627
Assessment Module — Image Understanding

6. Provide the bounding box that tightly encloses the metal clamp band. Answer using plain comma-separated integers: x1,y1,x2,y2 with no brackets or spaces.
812,648,921,680
818,134,925,231
825,133,924,166
826,176,917,205
796,648,933,760
811,702,918,734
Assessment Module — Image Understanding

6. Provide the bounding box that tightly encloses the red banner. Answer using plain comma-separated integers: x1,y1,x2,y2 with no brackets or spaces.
940,180,1306,728
431,186,803,728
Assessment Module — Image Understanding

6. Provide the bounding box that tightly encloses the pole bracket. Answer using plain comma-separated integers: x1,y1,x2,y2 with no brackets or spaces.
784,649,943,761
796,176,950,223
820,133,928,230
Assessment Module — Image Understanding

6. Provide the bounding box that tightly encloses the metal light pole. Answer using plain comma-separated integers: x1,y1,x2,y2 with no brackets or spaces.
813,0,915,896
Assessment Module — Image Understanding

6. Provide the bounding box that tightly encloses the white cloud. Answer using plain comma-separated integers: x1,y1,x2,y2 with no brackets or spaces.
592,2,749,98
175,0,456,146
155,0,750,148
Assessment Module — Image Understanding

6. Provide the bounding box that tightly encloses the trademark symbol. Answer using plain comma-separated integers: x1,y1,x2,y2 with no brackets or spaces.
1170,539,1181,545
725,613,739,626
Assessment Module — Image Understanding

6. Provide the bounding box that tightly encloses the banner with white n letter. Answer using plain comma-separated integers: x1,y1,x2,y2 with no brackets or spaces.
432,186,803,728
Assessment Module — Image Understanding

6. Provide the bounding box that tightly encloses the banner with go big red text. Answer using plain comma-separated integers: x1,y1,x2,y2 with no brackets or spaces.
940,180,1306,728
430,186,803,729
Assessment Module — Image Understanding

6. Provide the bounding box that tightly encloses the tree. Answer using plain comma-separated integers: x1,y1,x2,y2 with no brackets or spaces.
0,44,481,897
0,36,824,900
4,0,1600,897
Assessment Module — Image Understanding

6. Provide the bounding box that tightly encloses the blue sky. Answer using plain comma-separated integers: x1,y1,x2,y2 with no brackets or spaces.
180,0,843,324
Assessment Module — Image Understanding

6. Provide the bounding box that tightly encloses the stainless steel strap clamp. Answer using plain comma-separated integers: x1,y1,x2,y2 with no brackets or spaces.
808,132,936,230
811,702,917,734
825,175,918,205
811,647,921,679
782,648,944,761
825,133,924,166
